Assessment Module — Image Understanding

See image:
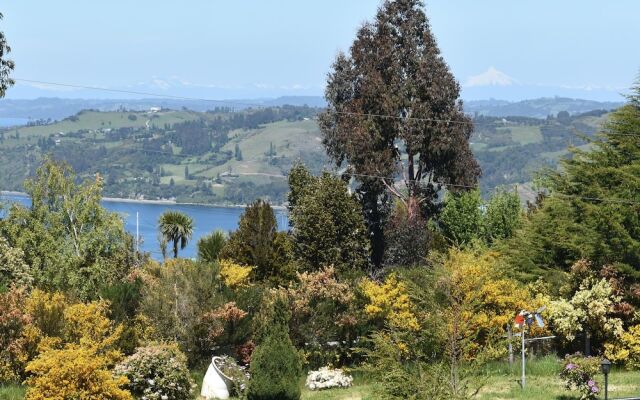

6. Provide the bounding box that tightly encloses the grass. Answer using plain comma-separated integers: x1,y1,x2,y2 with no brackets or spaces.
3,357,640,400
0,384,25,400
508,126,543,145
11,110,200,140
476,356,640,399
301,383,377,400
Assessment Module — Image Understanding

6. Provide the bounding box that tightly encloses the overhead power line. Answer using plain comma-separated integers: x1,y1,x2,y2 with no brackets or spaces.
91,145,640,206
14,78,263,108
14,77,640,138
14,78,473,124
9,78,640,205
17,77,636,132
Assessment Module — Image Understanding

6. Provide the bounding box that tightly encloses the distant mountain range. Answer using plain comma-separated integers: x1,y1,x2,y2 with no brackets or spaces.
0,96,624,121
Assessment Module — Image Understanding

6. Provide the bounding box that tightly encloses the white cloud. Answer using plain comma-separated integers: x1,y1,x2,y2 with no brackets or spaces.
465,67,517,87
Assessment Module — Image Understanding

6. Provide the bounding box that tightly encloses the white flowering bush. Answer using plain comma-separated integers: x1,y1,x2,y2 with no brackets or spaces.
114,343,195,400
305,367,353,390
549,277,623,342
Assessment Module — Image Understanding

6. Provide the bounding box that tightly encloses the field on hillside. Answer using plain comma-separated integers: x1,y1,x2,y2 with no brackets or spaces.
0,106,610,204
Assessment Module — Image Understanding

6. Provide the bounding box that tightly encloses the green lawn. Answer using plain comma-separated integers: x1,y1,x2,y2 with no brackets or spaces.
3,357,639,400
0,384,25,400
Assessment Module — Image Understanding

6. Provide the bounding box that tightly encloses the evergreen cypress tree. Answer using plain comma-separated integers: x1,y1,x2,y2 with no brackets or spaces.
247,298,301,400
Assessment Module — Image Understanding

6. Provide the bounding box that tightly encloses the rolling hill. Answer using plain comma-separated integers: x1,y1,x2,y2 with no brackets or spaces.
0,105,611,205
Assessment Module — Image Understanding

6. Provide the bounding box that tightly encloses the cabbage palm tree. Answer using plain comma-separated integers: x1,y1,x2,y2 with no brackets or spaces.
158,211,194,258
197,230,227,263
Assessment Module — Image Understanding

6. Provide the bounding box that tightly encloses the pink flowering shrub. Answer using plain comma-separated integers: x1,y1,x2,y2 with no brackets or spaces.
559,354,601,400
114,343,195,400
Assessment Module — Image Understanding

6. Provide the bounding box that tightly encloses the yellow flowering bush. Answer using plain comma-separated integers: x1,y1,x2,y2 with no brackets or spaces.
219,259,253,288
25,345,132,400
25,289,67,339
439,249,547,361
24,299,129,400
605,324,640,368
361,274,420,331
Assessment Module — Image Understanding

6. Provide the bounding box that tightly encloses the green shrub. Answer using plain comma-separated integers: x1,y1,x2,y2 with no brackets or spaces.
139,259,223,364
247,325,302,400
114,343,195,400
197,230,227,263
100,279,142,323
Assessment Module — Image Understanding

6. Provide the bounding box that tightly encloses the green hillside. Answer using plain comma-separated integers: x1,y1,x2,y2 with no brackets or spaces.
0,107,325,204
0,106,610,204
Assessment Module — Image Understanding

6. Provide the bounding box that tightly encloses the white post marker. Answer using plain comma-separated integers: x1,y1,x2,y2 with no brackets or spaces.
136,211,139,253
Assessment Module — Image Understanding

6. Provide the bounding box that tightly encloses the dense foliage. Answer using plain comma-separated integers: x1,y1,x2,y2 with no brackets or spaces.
319,0,480,269
505,85,640,279
115,344,194,400
247,313,302,400
0,12,14,97
2,3,640,399
220,199,293,283
0,159,135,300
288,164,370,273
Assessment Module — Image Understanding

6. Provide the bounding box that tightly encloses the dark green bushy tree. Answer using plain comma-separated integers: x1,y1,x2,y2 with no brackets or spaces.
288,164,370,273
0,12,15,97
483,188,522,245
506,80,640,279
247,298,301,400
438,190,483,247
220,199,292,282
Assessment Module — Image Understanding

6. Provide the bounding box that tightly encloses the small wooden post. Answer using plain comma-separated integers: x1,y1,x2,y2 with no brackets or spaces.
507,325,514,369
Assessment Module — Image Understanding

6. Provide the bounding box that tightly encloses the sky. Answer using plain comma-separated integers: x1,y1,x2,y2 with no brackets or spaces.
2,0,639,101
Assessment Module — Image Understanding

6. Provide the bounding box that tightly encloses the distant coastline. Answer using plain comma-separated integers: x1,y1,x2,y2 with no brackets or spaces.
0,191,286,210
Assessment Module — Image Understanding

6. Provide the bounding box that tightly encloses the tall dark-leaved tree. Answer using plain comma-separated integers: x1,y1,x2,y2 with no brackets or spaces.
0,12,15,97
319,0,480,264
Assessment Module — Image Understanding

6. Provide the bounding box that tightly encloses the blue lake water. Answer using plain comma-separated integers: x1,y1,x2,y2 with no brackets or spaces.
0,118,29,127
0,193,288,259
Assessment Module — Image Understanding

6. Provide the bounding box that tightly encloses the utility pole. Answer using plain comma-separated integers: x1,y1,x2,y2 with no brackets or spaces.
136,211,139,253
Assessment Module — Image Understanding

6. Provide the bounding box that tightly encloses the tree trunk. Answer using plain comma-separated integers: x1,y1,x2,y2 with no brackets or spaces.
584,328,591,356
173,239,179,258
407,195,421,221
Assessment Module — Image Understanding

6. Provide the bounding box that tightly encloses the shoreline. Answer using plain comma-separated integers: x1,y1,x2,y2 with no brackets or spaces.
1,191,286,210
